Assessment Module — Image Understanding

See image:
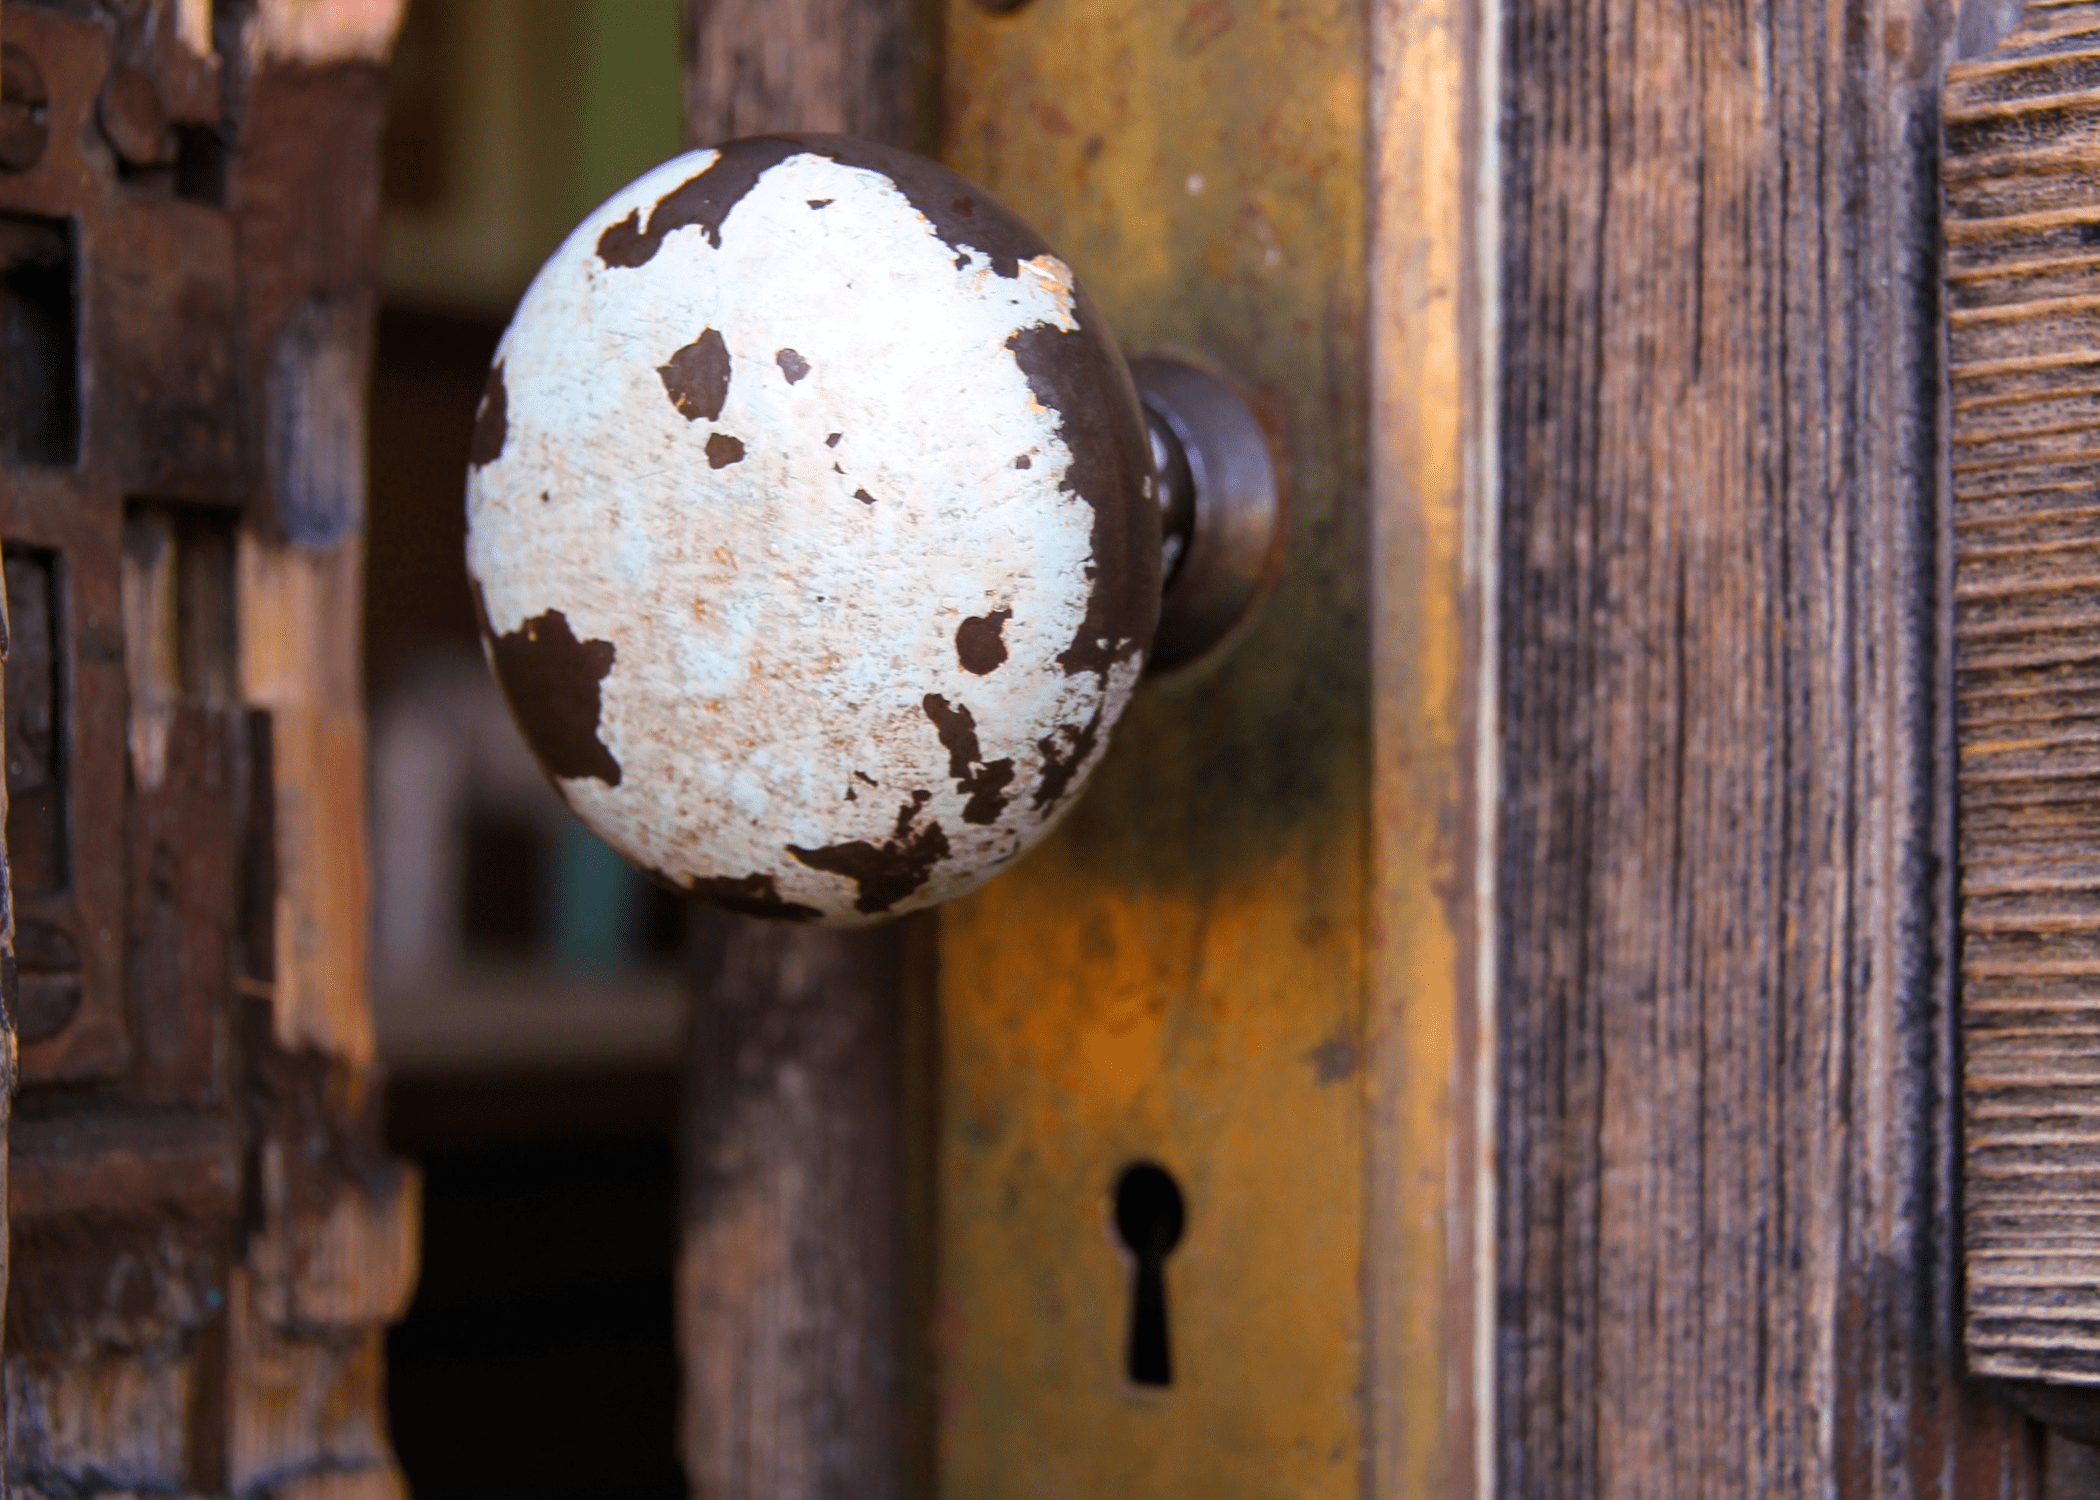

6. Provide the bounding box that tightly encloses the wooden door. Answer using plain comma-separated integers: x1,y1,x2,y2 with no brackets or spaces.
673,0,2089,1496
0,4,414,1496
0,1,2063,1496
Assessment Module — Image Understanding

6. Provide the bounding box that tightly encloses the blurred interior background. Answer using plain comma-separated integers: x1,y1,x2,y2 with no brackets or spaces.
365,4,689,1495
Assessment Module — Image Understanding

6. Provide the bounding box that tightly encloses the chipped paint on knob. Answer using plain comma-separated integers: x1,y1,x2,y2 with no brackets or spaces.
465,137,1159,924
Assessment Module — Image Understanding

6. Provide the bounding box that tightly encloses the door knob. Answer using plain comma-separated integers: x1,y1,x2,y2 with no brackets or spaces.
465,136,1277,924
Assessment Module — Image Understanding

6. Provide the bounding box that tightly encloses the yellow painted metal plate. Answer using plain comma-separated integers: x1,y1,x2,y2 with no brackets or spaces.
936,0,1369,1490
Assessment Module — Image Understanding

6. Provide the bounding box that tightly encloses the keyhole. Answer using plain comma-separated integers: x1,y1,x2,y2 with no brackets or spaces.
1113,1161,1186,1387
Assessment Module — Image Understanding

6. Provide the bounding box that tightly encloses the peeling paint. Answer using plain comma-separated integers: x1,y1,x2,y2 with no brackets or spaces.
469,363,506,466
483,606,621,787
659,329,732,422
1032,708,1102,811
956,609,1012,675
466,143,1157,922
684,872,820,922
923,694,1017,825
596,138,805,266
1007,323,1156,680
789,794,953,914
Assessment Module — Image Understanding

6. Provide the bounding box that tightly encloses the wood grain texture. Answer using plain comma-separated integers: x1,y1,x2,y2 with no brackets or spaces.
680,920,913,1500
682,0,926,148
1498,0,2041,1491
1945,0,2100,1398
675,5,933,1496
0,519,14,1487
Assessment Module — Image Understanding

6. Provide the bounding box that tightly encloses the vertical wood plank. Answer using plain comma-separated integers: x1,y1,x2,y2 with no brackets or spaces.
677,4,928,1495
682,923,908,1500
683,0,921,149
1495,0,2041,1491
1,538,14,1483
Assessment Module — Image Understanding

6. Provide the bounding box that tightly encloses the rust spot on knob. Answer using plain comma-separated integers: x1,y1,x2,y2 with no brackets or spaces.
484,606,622,786
660,329,732,422
956,609,1012,675
1033,708,1102,811
597,137,804,266
789,794,951,913
686,872,820,922
923,695,1017,825
469,363,508,467
1006,323,1157,681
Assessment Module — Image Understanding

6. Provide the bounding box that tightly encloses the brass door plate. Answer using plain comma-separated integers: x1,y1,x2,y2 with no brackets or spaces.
935,0,1371,1490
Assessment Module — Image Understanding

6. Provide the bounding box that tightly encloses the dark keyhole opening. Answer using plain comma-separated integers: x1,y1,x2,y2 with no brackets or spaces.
1113,1161,1186,1387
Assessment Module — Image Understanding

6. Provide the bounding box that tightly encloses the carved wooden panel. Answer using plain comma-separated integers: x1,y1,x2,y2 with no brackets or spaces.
0,4,413,1495
1948,0,2100,1393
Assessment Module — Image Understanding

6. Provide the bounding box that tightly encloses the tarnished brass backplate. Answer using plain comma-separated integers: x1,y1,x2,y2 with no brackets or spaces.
935,0,1369,1491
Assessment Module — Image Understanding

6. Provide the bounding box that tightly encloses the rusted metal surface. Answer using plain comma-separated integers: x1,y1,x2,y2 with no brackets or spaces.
931,0,1370,1491
0,3,411,1495
467,135,1159,924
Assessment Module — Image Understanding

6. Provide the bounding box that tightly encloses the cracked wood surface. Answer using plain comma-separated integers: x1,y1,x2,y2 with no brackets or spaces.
1497,0,2043,1491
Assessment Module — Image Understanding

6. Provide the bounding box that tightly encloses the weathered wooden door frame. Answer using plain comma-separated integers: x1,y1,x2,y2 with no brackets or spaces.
1368,0,1499,1494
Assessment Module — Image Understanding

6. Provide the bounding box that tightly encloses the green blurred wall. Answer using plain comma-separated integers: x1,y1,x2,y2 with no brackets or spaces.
383,0,685,314
573,0,685,228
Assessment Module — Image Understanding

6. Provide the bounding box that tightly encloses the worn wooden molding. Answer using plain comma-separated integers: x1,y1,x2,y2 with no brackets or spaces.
0,2,408,1496
1947,0,2100,1404
1368,0,1497,1492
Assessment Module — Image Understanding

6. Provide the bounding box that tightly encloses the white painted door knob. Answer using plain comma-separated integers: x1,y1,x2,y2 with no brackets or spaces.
465,136,1276,924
